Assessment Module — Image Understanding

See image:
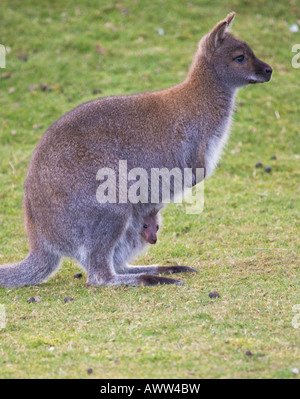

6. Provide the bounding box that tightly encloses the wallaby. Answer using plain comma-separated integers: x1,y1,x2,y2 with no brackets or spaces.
141,214,160,245
0,12,272,288
112,210,164,277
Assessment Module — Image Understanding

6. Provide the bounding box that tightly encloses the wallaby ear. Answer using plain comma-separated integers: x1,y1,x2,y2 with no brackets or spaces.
225,12,235,29
206,12,236,52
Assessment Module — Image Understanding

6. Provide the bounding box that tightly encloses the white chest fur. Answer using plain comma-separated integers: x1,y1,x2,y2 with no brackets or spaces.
204,100,234,178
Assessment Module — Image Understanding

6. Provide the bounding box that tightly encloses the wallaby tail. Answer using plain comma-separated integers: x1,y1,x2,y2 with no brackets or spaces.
0,250,60,288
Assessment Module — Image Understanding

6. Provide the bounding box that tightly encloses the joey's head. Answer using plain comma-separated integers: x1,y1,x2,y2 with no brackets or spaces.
199,12,272,89
141,214,160,245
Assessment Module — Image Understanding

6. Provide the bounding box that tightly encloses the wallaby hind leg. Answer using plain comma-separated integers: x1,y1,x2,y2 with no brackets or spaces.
0,249,61,288
86,224,183,286
87,241,184,286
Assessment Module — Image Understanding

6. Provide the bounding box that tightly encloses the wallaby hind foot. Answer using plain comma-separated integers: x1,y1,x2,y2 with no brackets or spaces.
87,273,183,287
122,264,197,275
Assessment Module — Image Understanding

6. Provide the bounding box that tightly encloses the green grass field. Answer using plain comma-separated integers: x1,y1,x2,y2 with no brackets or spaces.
0,0,299,379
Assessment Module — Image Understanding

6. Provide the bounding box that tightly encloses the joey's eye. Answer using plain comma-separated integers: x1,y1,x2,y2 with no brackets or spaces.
235,55,245,63
143,224,148,229
156,225,159,231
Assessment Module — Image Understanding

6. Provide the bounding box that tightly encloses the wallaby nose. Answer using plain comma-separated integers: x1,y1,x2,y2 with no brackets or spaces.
265,67,272,76
152,237,157,244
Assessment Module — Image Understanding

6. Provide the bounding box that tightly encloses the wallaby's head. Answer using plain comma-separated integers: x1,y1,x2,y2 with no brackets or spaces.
199,12,272,89
141,214,160,245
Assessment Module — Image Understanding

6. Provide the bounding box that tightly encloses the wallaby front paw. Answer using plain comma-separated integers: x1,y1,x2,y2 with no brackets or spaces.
156,266,197,275
167,266,197,274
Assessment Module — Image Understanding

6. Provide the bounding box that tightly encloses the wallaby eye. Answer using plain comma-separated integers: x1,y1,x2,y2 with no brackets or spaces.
235,55,245,64
156,225,159,231
143,224,148,229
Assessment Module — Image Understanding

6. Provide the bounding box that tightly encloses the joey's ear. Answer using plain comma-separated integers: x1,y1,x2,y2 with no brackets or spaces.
206,12,236,52
150,209,158,217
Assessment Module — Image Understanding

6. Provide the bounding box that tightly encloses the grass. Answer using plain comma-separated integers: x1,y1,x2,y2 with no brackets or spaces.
0,0,299,379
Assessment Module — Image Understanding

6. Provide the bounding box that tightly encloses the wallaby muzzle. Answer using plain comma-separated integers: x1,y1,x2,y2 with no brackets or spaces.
250,57,272,83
